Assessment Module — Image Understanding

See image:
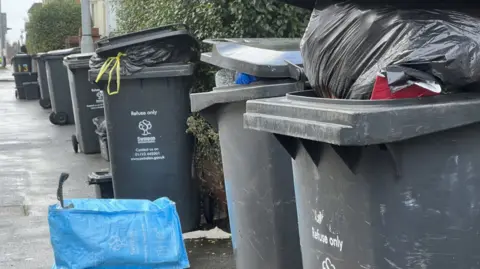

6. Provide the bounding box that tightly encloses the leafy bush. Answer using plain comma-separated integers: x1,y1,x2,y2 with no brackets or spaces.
114,0,309,196
26,0,81,54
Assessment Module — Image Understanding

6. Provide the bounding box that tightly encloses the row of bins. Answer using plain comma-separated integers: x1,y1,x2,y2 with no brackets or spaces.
13,22,478,269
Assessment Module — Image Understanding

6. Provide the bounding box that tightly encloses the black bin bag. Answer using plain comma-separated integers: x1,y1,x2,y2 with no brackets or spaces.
301,4,480,99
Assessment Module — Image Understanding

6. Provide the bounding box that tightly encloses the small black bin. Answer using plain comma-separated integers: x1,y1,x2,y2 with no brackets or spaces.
88,171,114,199
23,82,41,100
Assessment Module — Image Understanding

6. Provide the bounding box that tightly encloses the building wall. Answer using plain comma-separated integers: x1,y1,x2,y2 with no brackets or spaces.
91,0,106,37
42,0,116,37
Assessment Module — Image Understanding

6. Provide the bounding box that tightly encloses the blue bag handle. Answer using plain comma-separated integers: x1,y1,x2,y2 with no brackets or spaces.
56,173,70,208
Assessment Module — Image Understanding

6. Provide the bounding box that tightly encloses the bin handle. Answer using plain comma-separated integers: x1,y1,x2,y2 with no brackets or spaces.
56,173,73,209
95,52,126,96
285,60,307,85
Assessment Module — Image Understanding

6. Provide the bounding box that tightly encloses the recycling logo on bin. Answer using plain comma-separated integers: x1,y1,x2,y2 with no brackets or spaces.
130,111,165,162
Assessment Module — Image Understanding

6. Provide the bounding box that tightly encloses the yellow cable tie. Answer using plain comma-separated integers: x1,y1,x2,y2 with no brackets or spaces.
95,52,126,96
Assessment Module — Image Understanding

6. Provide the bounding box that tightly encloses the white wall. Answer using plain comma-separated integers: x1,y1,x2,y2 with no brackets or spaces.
105,0,117,36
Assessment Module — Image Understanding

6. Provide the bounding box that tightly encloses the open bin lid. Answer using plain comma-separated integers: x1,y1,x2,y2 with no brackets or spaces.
95,24,199,55
201,38,302,78
64,52,95,70
191,80,304,113
43,47,81,60
244,91,480,146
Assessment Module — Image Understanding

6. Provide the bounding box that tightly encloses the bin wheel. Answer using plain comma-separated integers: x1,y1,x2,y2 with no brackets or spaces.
39,99,51,109
49,112,56,125
54,112,68,126
71,135,79,153
15,90,18,100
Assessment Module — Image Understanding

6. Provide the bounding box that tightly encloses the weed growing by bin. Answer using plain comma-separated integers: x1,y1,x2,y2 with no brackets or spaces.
113,0,309,201
25,0,81,54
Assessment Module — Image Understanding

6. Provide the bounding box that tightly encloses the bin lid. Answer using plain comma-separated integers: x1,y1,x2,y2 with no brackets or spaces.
95,24,199,55
33,52,46,59
244,91,480,146
43,47,81,60
190,80,304,113
88,171,112,185
89,63,195,82
201,38,302,78
12,53,31,59
64,52,94,69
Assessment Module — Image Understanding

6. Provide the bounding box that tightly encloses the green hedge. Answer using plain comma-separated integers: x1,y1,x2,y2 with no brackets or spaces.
26,0,81,54
115,0,309,194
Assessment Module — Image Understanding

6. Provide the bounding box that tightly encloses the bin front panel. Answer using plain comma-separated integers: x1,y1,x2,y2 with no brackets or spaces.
68,68,104,154
13,73,37,89
12,55,32,73
291,123,480,269
102,76,199,232
217,101,302,269
46,59,75,124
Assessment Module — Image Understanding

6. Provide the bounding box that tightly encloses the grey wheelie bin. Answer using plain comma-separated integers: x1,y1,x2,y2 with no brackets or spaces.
44,47,80,125
35,53,51,109
244,92,480,269
89,24,201,232
64,53,104,154
190,38,304,269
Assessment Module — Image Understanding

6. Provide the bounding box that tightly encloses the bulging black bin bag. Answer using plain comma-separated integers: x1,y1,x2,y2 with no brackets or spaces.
90,38,200,76
301,4,480,99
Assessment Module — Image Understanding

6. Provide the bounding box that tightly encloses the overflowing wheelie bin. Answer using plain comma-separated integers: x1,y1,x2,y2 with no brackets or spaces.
189,38,304,269
43,48,80,125
64,53,104,154
244,92,480,269
89,24,201,232
33,53,51,108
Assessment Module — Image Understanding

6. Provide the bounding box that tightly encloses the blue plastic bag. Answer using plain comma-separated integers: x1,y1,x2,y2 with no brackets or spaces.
48,198,190,269
235,72,257,85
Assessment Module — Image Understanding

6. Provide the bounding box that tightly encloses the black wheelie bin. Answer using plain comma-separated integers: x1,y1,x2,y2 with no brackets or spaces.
190,38,304,269
64,53,105,154
44,47,80,125
89,24,201,232
244,92,480,269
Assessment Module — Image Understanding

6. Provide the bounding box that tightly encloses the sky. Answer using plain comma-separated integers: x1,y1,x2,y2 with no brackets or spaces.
3,0,40,43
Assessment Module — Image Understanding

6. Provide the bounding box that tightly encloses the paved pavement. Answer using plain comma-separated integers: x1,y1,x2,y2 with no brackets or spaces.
0,74,234,268
0,66,14,81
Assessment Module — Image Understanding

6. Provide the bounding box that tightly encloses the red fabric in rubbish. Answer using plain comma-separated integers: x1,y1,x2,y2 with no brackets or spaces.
370,75,440,100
